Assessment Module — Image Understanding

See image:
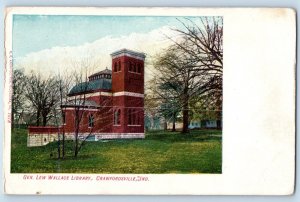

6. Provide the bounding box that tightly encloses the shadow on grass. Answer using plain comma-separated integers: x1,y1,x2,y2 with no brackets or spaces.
145,129,222,142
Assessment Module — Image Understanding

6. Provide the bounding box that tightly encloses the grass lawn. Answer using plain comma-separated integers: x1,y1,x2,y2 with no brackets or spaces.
11,129,222,174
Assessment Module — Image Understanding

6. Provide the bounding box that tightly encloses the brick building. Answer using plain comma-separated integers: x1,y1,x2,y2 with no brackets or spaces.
28,49,146,146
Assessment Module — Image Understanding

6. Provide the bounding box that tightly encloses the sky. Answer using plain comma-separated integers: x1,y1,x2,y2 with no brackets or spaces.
12,15,207,78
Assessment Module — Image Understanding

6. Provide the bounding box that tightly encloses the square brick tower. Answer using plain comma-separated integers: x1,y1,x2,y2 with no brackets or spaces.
111,49,146,138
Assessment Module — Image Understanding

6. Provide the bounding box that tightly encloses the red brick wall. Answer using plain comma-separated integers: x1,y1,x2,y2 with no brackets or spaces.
112,96,144,133
63,94,113,134
112,56,125,92
28,126,59,134
61,53,144,136
112,55,144,94
111,54,144,134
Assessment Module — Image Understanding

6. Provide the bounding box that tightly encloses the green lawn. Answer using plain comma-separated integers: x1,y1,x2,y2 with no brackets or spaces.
11,129,222,173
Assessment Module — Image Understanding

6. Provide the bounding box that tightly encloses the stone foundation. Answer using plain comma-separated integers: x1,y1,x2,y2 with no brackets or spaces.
64,133,145,141
95,133,145,140
27,132,145,147
27,133,59,147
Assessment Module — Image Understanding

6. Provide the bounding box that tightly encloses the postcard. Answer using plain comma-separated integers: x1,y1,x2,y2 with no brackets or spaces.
3,7,295,195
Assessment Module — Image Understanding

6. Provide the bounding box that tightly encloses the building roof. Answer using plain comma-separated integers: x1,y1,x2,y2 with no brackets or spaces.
110,49,146,60
88,68,112,80
68,78,112,96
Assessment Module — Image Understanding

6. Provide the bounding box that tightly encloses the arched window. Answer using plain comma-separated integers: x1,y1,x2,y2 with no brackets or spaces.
118,61,121,71
128,108,139,125
128,109,132,125
133,63,137,72
114,109,121,125
114,62,118,72
129,61,132,72
88,114,94,128
133,110,136,124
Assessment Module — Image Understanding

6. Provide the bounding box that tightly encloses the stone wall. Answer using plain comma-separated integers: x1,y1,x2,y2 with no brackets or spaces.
27,133,58,147
27,131,145,147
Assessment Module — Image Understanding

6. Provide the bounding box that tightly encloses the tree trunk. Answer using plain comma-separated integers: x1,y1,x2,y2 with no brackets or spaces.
42,114,47,126
172,112,176,132
36,109,40,126
74,130,79,157
181,91,189,134
182,107,189,133
62,130,65,158
74,108,80,158
164,117,168,131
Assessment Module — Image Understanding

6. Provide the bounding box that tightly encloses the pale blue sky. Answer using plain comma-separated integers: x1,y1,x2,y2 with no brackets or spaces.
13,15,200,58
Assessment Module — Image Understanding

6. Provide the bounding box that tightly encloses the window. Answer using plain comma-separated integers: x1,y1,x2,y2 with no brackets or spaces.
128,108,140,125
129,62,142,74
88,114,94,128
137,114,140,125
118,61,121,71
129,62,132,72
133,63,136,72
128,109,132,125
114,109,121,125
114,62,118,72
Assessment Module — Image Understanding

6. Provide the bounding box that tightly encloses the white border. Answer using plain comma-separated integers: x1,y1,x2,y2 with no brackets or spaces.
3,7,296,195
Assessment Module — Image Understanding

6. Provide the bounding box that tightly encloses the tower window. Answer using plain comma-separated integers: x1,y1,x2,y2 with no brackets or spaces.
118,61,121,71
88,114,94,128
114,62,118,72
128,108,140,125
129,62,132,72
133,63,136,72
137,64,141,73
114,109,121,125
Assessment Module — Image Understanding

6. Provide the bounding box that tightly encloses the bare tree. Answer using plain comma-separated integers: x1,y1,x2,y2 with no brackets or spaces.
152,17,223,133
61,56,113,158
52,71,74,159
25,71,60,126
172,17,223,111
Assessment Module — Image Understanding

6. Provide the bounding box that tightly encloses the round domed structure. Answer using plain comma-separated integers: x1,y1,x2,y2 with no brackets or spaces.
88,67,112,81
